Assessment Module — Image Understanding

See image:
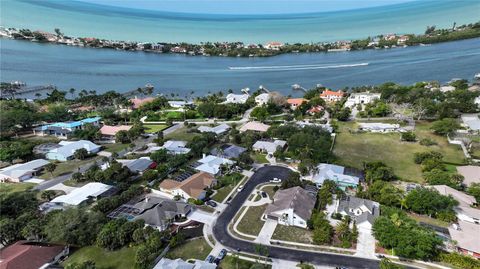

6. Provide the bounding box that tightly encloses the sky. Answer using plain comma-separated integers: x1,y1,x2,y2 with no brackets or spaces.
78,0,417,14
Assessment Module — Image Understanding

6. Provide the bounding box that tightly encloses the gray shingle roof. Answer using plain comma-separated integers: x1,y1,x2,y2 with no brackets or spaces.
134,196,191,229
337,196,380,225
265,186,316,221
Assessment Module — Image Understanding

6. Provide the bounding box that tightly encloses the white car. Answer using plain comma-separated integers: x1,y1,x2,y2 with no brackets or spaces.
237,185,244,192
270,178,282,183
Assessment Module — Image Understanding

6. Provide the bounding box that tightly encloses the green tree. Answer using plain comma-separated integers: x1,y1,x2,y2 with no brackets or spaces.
401,131,416,142
431,118,460,136
45,163,57,176
379,258,405,269
41,190,56,201
74,148,89,160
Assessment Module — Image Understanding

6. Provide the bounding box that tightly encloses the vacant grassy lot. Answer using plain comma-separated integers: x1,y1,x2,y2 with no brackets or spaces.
165,127,201,142
144,124,169,134
333,121,465,182
0,182,35,194
271,225,313,244
63,246,138,269
237,204,268,236
166,238,212,260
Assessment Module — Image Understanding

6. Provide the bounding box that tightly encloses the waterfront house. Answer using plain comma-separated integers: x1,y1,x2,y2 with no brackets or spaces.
239,121,271,133
335,196,380,229
159,172,216,200
344,92,381,108
439,85,456,93
287,98,307,110
34,116,101,139
448,220,480,259
307,105,325,115
0,159,49,183
211,144,246,159
99,125,132,139
194,155,235,175
168,100,194,108
255,93,271,105
456,166,480,186
263,186,316,229
49,182,115,207
0,241,69,269
358,122,400,133
223,93,249,104
198,124,231,135
311,163,360,190
320,90,345,102
162,140,191,155
45,140,101,161
264,41,284,50
252,140,287,155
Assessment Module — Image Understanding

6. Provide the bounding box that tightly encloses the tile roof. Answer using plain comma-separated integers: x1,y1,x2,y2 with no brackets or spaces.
287,98,307,105
130,97,155,109
99,125,132,136
0,241,65,269
448,220,480,254
265,186,316,221
252,140,286,154
161,172,215,199
456,166,480,186
320,90,345,97
239,121,270,132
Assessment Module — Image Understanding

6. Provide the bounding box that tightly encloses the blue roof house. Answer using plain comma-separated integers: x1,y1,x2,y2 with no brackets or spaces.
34,117,101,139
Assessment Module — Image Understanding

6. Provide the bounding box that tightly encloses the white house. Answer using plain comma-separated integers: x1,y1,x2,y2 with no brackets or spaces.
311,163,360,190
46,140,101,161
198,124,231,135
153,258,216,269
194,155,234,175
168,100,193,108
252,140,287,155
161,140,191,154
255,93,271,105
263,187,316,228
461,114,480,131
439,85,456,93
335,196,380,229
0,159,50,183
358,122,400,133
344,92,381,108
456,206,480,225
50,182,114,207
223,93,249,104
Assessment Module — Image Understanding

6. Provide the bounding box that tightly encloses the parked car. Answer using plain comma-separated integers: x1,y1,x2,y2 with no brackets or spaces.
237,185,244,192
206,200,217,207
205,255,215,263
218,249,227,260
260,191,267,198
270,177,282,183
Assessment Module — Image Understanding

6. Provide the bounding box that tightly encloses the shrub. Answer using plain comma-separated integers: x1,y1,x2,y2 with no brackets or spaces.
436,252,480,269
401,131,416,142
419,138,437,146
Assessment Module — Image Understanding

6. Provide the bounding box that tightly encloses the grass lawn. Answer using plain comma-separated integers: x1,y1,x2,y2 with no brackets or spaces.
39,157,100,179
408,213,450,228
251,152,269,164
165,127,201,142
219,256,271,269
260,185,277,198
102,143,130,153
63,246,138,269
144,124,169,134
212,173,244,203
166,238,212,260
271,225,313,244
212,185,234,203
333,121,465,182
0,182,35,194
237,204,268,236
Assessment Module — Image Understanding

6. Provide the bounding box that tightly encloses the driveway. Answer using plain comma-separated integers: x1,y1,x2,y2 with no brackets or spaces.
188,208,216,225
355,226,376,258
47,183,77,194
254,218,277,245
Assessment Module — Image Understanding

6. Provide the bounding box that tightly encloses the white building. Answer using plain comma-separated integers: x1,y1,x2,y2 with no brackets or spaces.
162,140,191,154
344,92,381,108
223,93,249,104
49,182,114,207
255,93,271,105
168,100,193,108
311,163,359,190
0,159,50,183
461,114,480,131
198,124,231,135
153,258,216,269
252,140,287,155
263,186,316,228
45,140,101,161
194,155,235,175
358,122,400,133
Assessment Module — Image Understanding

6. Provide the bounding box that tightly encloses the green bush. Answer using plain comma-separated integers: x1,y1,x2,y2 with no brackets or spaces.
436,252,480,269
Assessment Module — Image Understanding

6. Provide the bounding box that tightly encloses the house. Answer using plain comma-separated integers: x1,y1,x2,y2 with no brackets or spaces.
34,117,101,139
159,172,216,200
252,140,287,155
455,206,480,225
198,124,230,135
263,186,316,228
194,155,235,175
99,125,132,139
287,98,307,110
335,196,380,229
0,241,69,269
0,159,49,183
117,157,156,174
264,41,284,50
168,100,193,108
153,258,216,269
456,166,480,186
439,85,456,93
255,93,271,105
131,196,191,230
430,185,477,207
320,90,345,102
344,92,381,108
295,121,334,133
239,121,270,133
162,140,191,155
211,144,246,159
130,97,155,109
223,93,249,104
358,122,400,133
311,164,360,190
448,220,480,258
461,114,480,131
45,140,101,161
49,182,115,207
307,105,324,115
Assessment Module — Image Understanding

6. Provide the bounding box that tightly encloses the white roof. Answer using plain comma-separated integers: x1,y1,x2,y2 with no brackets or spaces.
50,182,113,206
195,155,234,174
49,140,101,158
358,122,399,130
153,258,216,269
198,124,230,135
312,163,359,186
255,93,271,103
239,121,270,132
448,220,480,254
440,85,456,92
162,140,191,154
0,159,49,180
223,93,249,104
461,114,480,131
252,140,286,154
431,185,476,207
168,100,193,107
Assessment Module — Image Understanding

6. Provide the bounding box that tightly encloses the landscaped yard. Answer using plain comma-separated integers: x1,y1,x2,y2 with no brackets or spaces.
166,238,212,260
165,127,201,142
271,225,313,244
333,121,465,182
0,182,35,195
260,185,277,198
212,173,244,203
39,157,101,179
212,185,234,203
144,124,169,134
63,246,138,269
102,143,130,153
237,204,268,236
219,256,271,269
251,152,269,164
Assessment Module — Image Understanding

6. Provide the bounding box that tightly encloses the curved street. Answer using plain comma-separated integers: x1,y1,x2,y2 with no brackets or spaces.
212,165,383,269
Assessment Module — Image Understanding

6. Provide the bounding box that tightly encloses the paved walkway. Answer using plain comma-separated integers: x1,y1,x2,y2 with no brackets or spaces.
355,227,376,258
244,196,271,207
254,218,277,245
188,208,216,225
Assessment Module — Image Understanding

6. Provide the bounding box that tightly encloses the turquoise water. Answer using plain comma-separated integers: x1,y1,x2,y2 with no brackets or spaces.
1,0,479,43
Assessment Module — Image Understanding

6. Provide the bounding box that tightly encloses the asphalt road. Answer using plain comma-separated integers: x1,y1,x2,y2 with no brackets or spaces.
212,165,382,269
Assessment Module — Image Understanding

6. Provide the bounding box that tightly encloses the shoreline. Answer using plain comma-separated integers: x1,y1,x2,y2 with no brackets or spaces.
1,21,479,58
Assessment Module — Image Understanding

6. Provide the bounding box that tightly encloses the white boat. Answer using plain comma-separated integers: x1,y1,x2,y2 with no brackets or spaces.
475,73,480,79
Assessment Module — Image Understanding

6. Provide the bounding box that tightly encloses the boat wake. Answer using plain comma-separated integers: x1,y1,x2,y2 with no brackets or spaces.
228,62,369,71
